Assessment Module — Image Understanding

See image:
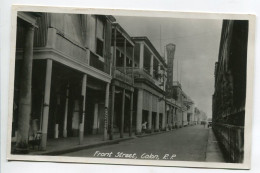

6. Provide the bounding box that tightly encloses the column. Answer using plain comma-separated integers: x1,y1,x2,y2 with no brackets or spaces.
110,85,115,140
162,99,166,130
177,109,179,128
16,24,35,153
174,108,176,126
183,109,187,126
162,68,166,90
170,107,172,129
124,39,127,74
79,74,87,144
40,59,53,150
181,95,184,127
136,89,143,135
181,109,184,127
191,105,195,125
158,64,161,76
147,94,152,133
172,107,175,129
180,109,183,128
169,110,171,130
177,109,179,126
150,54,154,76
104,83,110,140
167,106,170,129
120,89,125,138
112,27,117,77
155,98,159,132
129,91,134,137
92,103,99,134
170,108,172,129
131,47,135,83
175,108,177,127
63,84,69,137
139,43,144,69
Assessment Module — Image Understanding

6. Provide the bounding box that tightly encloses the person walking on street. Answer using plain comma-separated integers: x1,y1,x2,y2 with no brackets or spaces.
142,121,147,134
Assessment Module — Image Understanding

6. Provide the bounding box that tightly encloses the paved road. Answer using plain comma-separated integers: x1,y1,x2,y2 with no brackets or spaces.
62,125,209,162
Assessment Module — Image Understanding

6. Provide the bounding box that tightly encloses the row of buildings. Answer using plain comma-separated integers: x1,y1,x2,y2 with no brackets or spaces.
12,12,207,153
212,20,248,163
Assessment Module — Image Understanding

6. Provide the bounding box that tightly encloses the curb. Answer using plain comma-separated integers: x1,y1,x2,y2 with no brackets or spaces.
34,137,135,156
33,127,181,156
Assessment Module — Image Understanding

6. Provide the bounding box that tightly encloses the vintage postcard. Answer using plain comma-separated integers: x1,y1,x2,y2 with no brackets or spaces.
6,5,255,169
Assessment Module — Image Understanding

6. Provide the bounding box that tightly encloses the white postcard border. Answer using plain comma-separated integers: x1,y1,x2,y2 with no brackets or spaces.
6,5,255,170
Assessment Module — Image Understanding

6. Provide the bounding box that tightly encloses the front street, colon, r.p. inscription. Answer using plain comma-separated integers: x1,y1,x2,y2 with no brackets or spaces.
93,151,176,160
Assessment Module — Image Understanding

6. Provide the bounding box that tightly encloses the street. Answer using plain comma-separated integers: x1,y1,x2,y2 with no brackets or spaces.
62,125,210,162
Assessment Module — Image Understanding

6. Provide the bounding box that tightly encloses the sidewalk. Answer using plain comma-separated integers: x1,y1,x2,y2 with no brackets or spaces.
205,128,226,162
29,130,172,156
30,133,134,155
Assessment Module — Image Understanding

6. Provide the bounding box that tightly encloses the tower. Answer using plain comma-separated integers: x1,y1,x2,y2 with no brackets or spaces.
165,43,176,98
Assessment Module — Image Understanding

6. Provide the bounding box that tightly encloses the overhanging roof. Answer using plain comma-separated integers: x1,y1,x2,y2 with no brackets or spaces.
132,36,167,67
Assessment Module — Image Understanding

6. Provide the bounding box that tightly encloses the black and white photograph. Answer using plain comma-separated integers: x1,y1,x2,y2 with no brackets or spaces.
6,5,255,170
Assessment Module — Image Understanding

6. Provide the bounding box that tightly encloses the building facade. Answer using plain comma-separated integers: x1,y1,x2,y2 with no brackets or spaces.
13,12,114,152
109,23,135,139
131,37,167,134
212,20,248,163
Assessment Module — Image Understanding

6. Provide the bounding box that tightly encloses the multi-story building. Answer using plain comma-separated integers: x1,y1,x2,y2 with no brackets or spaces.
109,23,135,139
131,37,167,134
212,20,248,163
13,12,115,152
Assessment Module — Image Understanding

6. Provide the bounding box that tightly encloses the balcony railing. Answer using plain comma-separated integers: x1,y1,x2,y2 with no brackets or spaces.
132,67,155,84
114,67,133,85
90,52,105,72
51,29,110,74
113,66,165,89
55,32,88,64
166,98,182,108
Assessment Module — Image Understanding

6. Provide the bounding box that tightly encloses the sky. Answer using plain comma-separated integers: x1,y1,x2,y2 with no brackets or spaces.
115,16,223,117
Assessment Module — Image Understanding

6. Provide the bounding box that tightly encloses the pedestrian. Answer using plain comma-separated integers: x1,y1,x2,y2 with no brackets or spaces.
142,121,147,134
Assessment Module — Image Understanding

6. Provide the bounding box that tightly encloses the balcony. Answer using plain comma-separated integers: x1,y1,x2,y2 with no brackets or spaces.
49,29,110,74
114,67,134,85
55,32,88,65
133,68,165,91
132,67,155,84
166,98,182,108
